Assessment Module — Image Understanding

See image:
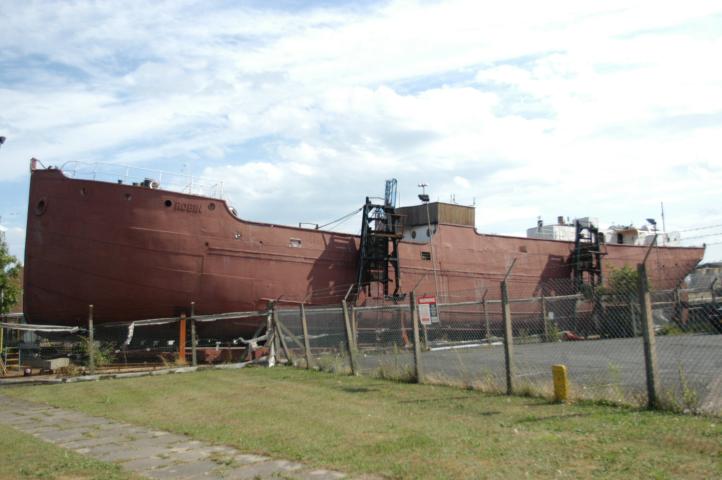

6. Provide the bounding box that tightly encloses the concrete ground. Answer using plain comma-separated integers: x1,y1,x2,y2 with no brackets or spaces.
0,394,380,480
357,334,722,413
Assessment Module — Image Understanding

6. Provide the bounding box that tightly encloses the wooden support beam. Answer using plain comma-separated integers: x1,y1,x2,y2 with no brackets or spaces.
178,313,187,365
88,305,95,374
501,281,513,395
301,304,313,369
638,263,660,409
410,291,424,383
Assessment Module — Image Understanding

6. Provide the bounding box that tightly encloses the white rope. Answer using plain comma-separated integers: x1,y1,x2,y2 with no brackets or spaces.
0,322,84,333
124,322,135,346
193,310,268,323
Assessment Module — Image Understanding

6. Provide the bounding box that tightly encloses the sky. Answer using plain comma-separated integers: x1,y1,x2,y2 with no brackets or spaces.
1,0,722,264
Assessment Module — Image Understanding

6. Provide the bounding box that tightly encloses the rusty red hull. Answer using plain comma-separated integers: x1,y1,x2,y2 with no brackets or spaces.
24,168,705,336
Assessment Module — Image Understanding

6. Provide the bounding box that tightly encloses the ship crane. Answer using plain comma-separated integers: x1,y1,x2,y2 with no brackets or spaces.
355,179,404,300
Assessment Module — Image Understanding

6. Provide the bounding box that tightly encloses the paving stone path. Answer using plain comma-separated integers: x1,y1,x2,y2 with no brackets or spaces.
0,394,379,480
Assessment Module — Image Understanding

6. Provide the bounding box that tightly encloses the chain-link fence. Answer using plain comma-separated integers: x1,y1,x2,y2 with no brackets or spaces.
1,307,272,377
273,266,721,416
3,264,720,416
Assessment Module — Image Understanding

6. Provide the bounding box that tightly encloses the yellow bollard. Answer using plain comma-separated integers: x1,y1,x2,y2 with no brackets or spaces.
552,364,569,402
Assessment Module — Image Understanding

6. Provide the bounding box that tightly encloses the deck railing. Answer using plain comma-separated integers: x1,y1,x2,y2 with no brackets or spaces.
59,161,225,199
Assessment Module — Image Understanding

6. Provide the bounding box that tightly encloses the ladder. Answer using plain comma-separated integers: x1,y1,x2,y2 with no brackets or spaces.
1,347,19,375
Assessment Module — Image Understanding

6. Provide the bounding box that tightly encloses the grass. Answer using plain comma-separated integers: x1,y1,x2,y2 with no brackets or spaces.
5,367,722,479
0,423,141,480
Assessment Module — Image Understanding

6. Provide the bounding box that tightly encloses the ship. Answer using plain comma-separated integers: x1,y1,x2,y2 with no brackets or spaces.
23,159,705,337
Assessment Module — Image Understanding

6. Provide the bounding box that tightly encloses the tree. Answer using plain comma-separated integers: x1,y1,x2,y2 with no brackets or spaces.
0,237,21,314
599,265,640,298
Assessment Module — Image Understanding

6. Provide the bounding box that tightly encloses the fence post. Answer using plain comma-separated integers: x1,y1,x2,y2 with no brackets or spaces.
341,299,358,376
88,304,95,374
637,263,660,409
273,307,293,365
267,302,276,368
501,281,514,395
409,292,424,383
178,313,187,365
190,302,197,367
272,306,283,363
300,304,313,369
350,305,359,349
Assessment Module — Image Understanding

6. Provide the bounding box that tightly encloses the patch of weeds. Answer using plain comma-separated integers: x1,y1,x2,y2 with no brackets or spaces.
452,349,474,388
514,380,550,399
374,359,415,383
469,369,504,393
373,347,415,383
658,324,685,336
75,336,117,368
678,366,700,412
545,320,560,342
659,365,701,414
56,364,83,377
158,353,184,369
604,362,626,404
315,352,350,375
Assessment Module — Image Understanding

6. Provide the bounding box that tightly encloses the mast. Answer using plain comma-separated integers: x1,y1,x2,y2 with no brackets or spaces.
661,202,667,246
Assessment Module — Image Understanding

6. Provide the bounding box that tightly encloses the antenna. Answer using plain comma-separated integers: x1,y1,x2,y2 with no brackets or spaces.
417,183,430,203
661,201,667,246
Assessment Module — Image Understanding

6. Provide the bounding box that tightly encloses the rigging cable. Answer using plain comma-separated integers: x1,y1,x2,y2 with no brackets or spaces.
316,207,363,230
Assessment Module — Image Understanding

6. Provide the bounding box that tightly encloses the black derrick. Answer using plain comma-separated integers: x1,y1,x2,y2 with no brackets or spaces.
355,179,404,299
571,220,606,288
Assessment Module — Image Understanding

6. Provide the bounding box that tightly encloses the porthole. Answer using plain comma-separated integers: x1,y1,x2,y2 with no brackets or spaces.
208,203,216,211
164,199,173,208
125,193,132,201
35,198,47,216
411,230,417,239
79,187,87,196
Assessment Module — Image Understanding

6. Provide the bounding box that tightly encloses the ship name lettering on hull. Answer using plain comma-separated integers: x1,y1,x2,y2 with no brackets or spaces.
174,202,202,213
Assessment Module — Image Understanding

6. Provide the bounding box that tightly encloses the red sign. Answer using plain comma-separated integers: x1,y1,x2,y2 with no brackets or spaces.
417,296,439,325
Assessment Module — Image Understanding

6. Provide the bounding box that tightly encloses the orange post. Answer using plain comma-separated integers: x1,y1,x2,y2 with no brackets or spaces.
178,313,187,365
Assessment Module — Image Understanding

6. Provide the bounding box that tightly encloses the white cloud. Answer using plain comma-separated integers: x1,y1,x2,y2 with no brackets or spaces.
1,0,721,263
